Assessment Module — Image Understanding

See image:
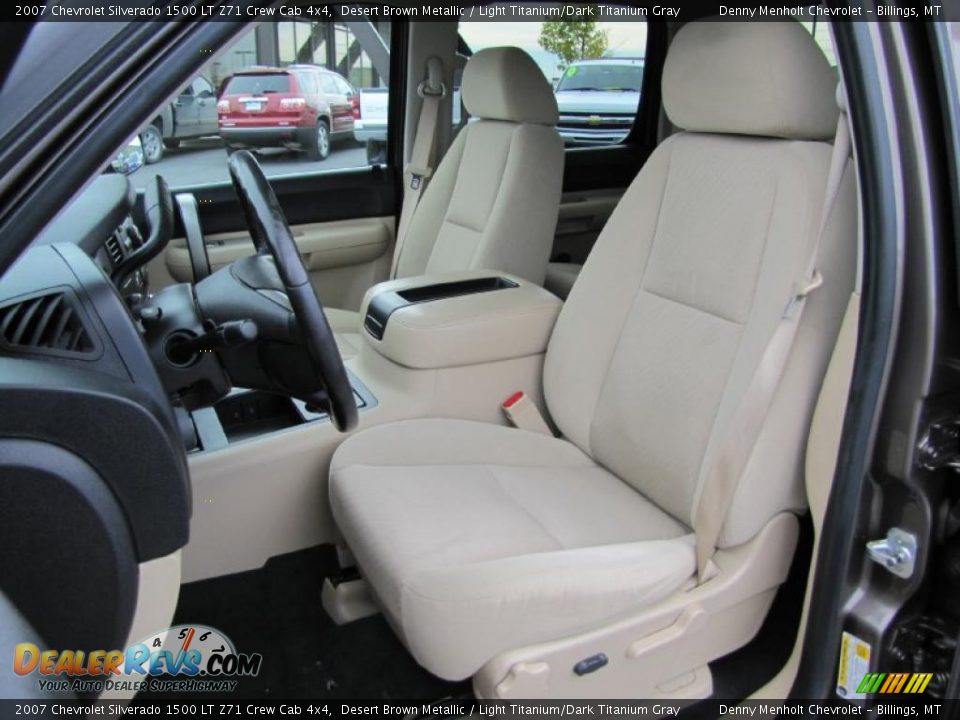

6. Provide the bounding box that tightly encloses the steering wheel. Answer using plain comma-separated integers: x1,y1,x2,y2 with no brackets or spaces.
226,151,358,432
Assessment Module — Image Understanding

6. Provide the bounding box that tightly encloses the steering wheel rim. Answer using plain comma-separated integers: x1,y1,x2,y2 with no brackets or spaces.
173,192,211,283
227,150,357,432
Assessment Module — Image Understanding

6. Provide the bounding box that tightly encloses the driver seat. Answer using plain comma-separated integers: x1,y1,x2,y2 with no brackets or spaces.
329,46,563,357
328,21,855,687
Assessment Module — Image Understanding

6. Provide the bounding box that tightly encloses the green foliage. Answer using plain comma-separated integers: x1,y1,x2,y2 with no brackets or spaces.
538,11,609,69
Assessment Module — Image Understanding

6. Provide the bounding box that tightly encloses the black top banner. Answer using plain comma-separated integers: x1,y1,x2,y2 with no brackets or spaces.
0,698,957,717
5,0,959,22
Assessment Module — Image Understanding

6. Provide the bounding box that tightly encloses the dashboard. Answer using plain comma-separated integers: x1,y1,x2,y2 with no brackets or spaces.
0,172,192,653
36,173,149,299
0,161,344,661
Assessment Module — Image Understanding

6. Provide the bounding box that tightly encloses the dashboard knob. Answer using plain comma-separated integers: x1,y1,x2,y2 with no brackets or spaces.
138,305,163,324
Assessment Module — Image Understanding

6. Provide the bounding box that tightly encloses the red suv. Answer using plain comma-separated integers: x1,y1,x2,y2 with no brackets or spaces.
218,65,358,161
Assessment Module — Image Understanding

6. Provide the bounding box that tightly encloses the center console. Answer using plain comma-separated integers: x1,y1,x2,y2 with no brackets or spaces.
183,269,562,583
357,270,562,369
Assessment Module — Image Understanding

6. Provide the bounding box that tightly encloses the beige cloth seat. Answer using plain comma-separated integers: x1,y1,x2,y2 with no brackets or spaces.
329,21,856,681
330,47,564,356
330,419,696,680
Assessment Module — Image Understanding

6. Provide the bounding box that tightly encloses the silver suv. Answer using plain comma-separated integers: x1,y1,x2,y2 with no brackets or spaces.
554,58,643,146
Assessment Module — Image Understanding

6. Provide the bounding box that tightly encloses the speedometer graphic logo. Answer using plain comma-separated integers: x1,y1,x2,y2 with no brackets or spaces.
132,625,262,677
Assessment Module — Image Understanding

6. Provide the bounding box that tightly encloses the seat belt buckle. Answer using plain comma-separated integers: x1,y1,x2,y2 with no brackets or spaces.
502,392,553,436
405,164,432,190
784,270,823,319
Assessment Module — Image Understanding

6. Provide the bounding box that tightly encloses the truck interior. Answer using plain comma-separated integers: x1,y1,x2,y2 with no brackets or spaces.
1,8,959,706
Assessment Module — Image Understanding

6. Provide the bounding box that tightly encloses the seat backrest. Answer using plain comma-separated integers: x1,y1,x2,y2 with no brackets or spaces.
543,22,857,547
394,47,564,286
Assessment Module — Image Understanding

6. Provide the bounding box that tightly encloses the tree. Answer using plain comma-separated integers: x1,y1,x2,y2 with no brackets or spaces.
538,12,609,70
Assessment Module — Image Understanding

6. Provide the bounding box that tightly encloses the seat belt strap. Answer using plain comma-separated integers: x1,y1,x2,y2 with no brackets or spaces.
693,108,852,583
390,57,446,279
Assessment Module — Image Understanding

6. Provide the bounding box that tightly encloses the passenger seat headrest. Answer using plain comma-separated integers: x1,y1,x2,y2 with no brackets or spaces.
663,21,839,140
462,47,558,125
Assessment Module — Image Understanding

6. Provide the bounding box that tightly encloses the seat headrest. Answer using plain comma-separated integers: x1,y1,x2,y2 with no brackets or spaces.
663,21,839,140
462,47,558,125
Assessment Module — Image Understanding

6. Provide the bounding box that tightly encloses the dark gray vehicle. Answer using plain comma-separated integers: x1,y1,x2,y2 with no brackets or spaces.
139,75,219,164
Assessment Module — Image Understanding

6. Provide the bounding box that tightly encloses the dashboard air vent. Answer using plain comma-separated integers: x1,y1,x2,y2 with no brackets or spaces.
105,231,125,266
0,291,96,355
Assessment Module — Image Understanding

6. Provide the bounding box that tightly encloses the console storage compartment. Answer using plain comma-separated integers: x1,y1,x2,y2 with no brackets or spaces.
214,391,305,442
360,271,563,369
191,372,377,452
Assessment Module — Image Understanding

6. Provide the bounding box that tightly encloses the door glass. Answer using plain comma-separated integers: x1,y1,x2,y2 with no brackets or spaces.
127,15,392,191
320,74,339,95
191,77,214,98
295,71,319,96
458,8,647,146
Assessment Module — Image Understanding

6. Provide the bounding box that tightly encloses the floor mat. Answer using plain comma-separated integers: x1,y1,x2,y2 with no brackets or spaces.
139,545,469,700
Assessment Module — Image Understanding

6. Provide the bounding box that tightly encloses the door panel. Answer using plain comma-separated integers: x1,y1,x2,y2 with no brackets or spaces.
551,188,624,265
164,216,395,310
320,74,352,135
173,92,198,134
195,95,217,135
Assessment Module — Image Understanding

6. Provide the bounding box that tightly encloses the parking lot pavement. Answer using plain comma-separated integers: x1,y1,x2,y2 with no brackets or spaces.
129,138,369,190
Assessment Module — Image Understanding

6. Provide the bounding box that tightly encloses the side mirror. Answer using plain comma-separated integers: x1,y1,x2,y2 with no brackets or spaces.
111,135,144,175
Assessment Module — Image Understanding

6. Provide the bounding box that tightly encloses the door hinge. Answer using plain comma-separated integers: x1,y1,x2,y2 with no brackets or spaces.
866,527,918,579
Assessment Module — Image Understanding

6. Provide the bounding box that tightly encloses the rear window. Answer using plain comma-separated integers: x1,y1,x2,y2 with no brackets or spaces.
556,64,644,93
223,73,291,95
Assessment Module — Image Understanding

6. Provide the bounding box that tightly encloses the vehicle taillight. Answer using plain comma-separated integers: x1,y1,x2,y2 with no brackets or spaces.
280,97,307,111
351,96,360,120
217,100,229,113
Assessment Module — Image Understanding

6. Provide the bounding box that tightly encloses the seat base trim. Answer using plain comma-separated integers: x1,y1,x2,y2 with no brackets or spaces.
473,513,799,700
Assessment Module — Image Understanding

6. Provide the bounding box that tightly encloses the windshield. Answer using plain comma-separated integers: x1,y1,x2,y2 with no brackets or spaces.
222,73,290,95
556,64,644,92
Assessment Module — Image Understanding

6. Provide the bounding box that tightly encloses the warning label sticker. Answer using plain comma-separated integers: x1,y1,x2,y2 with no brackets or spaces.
837,630,872,699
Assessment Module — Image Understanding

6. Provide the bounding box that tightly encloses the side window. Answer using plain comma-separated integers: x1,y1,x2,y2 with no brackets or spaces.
335,77,355,97
320,74,339,95
191,77,213,98
458,8,647,147
127,15,392,189
296,71,319,96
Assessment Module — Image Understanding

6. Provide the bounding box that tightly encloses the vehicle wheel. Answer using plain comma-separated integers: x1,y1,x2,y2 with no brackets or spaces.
139,124,164,164
163,138,181,149
308,120,330,161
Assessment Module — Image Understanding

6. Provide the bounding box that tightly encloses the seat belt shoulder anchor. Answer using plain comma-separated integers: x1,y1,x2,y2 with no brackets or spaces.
417,80,447,98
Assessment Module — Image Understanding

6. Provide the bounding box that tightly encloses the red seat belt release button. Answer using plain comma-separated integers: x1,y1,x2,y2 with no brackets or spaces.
501,392,553,436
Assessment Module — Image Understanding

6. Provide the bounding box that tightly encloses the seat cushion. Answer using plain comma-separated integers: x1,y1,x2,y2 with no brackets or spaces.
544,262,583,300
324,307,362,359
330,418,695,680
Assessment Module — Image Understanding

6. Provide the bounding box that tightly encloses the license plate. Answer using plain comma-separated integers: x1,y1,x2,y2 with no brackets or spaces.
244,101,264,112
